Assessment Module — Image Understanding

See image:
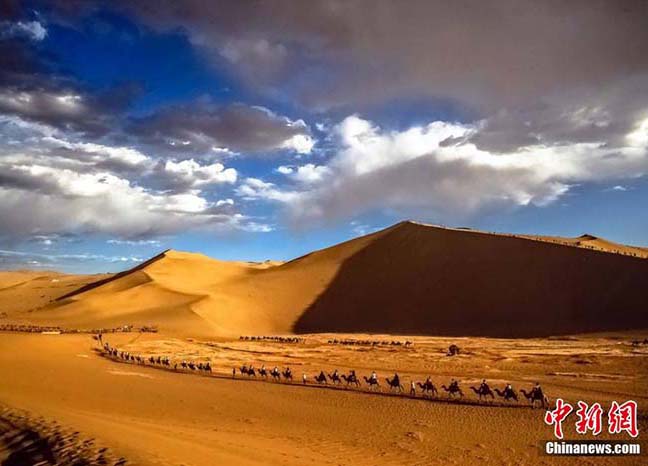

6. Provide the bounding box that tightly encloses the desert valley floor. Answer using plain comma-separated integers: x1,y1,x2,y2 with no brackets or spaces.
1,222,647,465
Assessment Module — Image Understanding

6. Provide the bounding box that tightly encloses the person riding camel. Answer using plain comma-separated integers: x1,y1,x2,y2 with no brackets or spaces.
504,383,514,397
480,379,490,392
532,382,543,398
392,373,400,386
370,371,378,382
450,379,459,391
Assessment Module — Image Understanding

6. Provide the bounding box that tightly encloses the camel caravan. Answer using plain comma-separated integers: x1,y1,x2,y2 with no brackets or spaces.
326,338,413,347
102,342,213,374
231,364,548,407
98,340,549,408
0,323,158,334
239,335,305,343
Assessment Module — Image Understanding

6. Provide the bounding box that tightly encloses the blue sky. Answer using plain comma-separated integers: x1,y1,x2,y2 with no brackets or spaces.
1,1,648,273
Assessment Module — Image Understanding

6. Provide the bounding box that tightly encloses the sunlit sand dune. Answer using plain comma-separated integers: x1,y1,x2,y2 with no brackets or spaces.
6,221,647,338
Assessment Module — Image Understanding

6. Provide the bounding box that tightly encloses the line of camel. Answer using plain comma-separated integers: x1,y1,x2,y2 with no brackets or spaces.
99,342,548,408
235,365,549,408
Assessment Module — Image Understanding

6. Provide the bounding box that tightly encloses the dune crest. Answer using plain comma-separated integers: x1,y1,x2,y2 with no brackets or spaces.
3,221,647,337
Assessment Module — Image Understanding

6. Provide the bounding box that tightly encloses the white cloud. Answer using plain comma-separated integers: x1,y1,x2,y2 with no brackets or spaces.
107,239,162,247
276,163,330,184
236,177,300,203
280,133,315,154
0,20,47,41
275,165,293,175
163,159,237,187
240,114,648,225
0,117,259,239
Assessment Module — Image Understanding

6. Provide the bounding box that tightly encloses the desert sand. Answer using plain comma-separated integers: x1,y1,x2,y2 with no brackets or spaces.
1,222,647,465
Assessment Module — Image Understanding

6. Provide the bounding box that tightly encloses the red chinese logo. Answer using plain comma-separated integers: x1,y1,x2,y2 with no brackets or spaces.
574,401,603,435
544,398,573,439
608,400,639,438
545,399,639,439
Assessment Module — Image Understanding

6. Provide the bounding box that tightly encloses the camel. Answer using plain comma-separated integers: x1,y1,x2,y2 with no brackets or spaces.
447,344,460,356
417,380,438,397
341,374,360,387
363,376,381,391
520,388,549,408
470,385,495,401
282,368,293,381
314,372,327,384
385,377,404,392
270,367,281,381
441,383,464,398
494,387,518,402
328,372,342,385
258,367,268,378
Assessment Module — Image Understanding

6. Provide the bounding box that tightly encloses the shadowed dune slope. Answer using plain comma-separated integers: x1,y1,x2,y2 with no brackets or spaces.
10,221,648,337
295,222,648,337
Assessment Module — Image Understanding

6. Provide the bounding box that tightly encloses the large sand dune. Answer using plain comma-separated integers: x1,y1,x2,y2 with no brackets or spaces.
3,221,647,337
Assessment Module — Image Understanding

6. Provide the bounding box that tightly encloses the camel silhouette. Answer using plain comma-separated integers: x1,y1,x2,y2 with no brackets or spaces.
341,374,360,387
385,377,404,392
441,384,464,398
269,367,281,381
314,372,327,384
417,380,438,397
494,387,518,402
328,372,342,384
258,367,268,378
470,385,495,401
363,376,380,390
520,388,549,408
282,368,293,381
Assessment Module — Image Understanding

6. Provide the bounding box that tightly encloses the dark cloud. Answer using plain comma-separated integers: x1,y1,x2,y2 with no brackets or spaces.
52,0,648,112
127,101,313,155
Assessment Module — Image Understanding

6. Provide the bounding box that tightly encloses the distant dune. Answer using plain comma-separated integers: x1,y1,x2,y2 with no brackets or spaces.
0,270,110,315
2,221,647,337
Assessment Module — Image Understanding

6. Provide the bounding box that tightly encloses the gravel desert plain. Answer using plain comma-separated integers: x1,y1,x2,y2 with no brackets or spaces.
1,222,647,465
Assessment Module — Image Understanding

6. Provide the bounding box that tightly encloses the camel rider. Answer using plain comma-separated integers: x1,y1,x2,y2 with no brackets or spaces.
393,373,400,386
450,379,459,390
332,369,338,377
285,367,292,377
480,379,490,392
425,376,432,385
410,381,416,396
505,383,513,397
533,382,543,398
349,369,356,381
370,371,378,382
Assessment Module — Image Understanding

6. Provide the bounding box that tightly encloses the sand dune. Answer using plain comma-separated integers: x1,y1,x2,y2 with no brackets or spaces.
0,270,110,317
4,221,648,337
